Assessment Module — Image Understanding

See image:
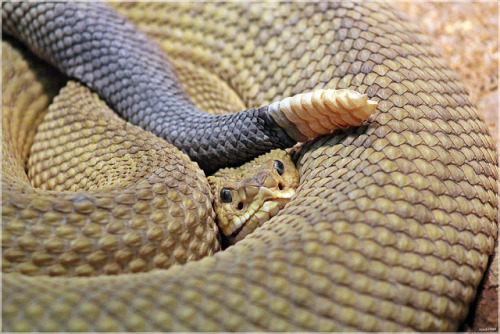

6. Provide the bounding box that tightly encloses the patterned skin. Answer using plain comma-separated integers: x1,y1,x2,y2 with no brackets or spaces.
1,1,498,332
209,150,300,245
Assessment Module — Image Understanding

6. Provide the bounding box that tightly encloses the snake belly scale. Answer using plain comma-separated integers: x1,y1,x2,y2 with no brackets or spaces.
2,1,498,332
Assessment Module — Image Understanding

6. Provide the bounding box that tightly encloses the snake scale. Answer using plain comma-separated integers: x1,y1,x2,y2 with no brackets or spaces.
1,1,498,332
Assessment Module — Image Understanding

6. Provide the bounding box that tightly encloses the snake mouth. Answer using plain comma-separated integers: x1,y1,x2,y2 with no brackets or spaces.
226,191,295,244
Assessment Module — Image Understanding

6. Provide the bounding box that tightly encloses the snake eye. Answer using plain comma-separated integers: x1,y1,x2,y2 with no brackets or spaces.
220,188,232,203
274,160,284,175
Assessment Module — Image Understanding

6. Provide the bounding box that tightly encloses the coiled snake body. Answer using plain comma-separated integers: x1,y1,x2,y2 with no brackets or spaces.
2,2,498,332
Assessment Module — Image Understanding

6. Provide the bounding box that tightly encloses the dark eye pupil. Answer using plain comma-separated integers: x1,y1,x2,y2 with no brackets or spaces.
220,188,232,203
274,160,284,175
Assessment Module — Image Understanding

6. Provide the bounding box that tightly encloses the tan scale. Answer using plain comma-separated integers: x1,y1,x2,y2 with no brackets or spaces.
3,43,220,276
209,149,300,244
170,57,246,115
2,2,498,332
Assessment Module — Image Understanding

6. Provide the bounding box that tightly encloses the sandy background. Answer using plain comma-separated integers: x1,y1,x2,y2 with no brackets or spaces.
397,1,498,149
396,2,498,331
2,1,497,331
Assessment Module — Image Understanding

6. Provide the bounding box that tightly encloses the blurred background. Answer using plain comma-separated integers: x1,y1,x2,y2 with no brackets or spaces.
397,2,498,331
397,2,498,152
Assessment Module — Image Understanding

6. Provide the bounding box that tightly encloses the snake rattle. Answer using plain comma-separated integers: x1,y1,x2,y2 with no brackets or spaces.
2,1,497,332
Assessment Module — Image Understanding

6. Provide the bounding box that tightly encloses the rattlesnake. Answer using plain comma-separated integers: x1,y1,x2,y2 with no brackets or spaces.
2,2,497,331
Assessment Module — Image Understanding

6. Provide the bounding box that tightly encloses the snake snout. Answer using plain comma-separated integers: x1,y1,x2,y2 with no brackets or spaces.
224,158,299,244
252,159,292,195
208,150,299,245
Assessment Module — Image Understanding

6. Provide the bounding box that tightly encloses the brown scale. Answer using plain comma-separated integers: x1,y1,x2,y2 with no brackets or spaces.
2,2,498,332
170,57,246,115
2,45,220,277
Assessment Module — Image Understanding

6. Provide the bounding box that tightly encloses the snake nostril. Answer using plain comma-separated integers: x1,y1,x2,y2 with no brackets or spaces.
278,183,284,190
237,202,244,210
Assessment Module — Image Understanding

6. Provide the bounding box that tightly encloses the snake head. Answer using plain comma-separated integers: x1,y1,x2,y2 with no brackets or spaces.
208,150,299,245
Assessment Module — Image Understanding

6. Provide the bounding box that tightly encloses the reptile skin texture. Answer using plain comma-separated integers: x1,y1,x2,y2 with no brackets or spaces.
2,1,498,332
1,1,296,173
